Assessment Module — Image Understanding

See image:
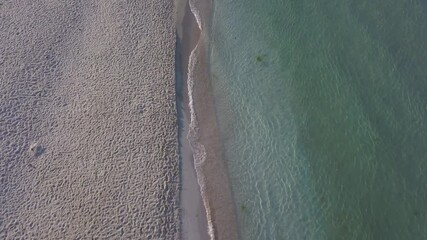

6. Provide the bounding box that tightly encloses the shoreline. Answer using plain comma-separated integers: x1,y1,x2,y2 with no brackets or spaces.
176,0,210,239
177,0,239,239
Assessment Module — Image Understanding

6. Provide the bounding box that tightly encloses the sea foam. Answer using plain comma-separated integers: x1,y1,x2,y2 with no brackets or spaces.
186,0,215,239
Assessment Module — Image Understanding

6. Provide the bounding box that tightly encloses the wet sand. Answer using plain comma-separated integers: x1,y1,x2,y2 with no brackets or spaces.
176,0,210,239
180,0,239,239
0,1,179,239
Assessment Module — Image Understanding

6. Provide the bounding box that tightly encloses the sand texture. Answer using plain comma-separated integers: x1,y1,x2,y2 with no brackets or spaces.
0,1,179,239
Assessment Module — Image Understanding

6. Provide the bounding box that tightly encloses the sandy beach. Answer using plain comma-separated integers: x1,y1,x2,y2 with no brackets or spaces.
1,1,179,239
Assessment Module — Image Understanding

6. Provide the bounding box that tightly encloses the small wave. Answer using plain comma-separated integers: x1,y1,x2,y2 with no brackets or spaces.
189,0,203,30
186,0,215,239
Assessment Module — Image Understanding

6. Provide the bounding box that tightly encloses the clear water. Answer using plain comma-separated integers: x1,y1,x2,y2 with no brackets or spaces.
208,0,427,239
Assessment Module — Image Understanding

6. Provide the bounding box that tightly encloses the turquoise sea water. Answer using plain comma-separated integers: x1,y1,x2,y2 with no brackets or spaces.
207,0,427,239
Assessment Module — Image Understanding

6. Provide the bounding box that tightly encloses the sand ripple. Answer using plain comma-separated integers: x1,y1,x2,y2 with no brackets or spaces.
0,1,179,239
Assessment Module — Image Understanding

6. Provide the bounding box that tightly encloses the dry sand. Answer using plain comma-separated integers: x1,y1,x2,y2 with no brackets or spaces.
0,1,179,239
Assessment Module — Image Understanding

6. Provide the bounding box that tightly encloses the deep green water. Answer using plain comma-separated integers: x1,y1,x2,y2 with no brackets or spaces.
208,0,427,239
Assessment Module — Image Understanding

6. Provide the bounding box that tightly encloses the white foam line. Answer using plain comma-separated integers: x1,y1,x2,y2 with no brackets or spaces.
189,0,202,30
186,0,215,239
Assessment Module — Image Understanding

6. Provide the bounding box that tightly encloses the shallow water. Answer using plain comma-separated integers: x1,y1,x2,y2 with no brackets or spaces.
208,0,427,239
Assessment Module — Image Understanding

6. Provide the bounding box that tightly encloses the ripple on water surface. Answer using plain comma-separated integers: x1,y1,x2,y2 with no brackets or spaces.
209,0,427,239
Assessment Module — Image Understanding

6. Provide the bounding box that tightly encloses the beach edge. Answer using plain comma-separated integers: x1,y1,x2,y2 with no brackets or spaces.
184,0,239,238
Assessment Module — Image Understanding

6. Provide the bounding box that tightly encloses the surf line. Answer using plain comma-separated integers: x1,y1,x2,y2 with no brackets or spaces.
186,0,216,239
